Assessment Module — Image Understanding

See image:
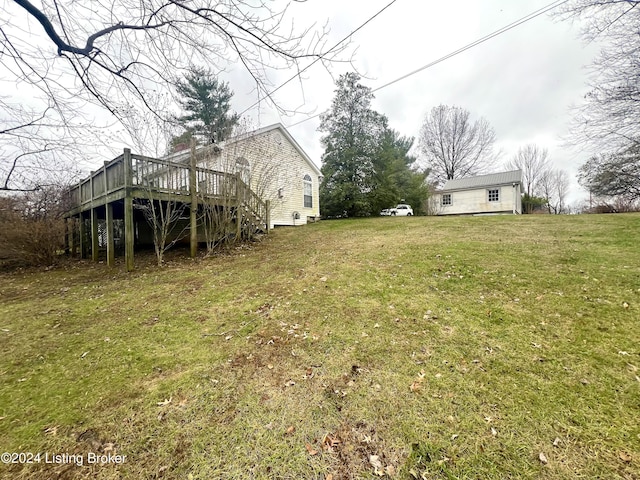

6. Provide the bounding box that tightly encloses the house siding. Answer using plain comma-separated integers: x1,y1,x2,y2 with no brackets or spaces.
198,125,321,228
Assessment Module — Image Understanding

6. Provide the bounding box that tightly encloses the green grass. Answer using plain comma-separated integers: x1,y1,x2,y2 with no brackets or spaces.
0,214,639,479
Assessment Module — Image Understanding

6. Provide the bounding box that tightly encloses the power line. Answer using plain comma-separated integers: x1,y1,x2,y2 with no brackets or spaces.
286,0,569,128
238,0,400,117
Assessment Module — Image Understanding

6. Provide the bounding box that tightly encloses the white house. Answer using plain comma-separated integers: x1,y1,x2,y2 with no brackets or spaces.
431,170,523,215
173,123,322,228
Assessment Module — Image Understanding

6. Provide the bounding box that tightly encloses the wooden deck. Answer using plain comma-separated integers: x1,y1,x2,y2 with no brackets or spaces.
64,148,270,271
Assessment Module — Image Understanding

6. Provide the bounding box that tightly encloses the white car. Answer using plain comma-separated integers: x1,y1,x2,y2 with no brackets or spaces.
380,208,392,216
391,204,413,216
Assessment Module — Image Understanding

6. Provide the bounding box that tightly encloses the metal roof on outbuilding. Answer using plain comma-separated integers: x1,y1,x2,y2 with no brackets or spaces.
440,170,522,191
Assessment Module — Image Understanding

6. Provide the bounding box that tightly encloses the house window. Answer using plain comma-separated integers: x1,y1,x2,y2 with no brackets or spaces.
442,194,452,206
303,174,312,208
488,188,500,202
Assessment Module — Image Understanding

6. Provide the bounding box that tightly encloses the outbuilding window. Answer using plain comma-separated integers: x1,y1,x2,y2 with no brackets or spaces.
442,194,452,206
488,188,500,202
303,174,313,208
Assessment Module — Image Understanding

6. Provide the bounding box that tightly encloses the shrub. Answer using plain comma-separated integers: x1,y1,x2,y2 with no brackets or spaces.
0,187,68,268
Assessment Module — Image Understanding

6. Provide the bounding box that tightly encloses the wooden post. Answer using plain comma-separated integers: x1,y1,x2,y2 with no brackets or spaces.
189,140,197,258
106,203,115,267
123,148,134,272
69,217,77,257
79,213,87,259
265,200,271,234
90,208,99,262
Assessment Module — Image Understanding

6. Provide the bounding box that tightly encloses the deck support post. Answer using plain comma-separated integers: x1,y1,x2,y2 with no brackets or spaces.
189,140,197,258
79,213,87,259
91,208,99,262
69,217,77,257
265,200,271,234
124,148,135,272
106,203,115,267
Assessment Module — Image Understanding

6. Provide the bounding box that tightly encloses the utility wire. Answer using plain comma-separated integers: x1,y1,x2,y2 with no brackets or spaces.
287,0,569,128
238,0,400,117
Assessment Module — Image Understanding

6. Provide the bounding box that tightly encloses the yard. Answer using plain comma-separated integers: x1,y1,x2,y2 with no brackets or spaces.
0,214,638,479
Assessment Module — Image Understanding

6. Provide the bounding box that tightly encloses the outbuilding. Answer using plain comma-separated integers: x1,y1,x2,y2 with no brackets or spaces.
430,170,523,215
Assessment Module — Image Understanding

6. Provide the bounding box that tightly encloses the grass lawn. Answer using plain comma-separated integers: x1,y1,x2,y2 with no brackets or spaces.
0,213,639,479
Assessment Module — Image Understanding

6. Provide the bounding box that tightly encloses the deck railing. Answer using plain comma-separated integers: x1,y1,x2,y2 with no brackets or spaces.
65,150,268,231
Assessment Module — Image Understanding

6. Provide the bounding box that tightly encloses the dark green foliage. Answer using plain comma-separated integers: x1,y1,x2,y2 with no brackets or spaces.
175,67,239,145
370,129,430,215
319,73,428,217
522,193,548,214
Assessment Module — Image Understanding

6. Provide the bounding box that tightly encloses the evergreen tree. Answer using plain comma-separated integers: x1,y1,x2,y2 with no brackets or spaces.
319,73,387,217
175,67,239,144
370,129,429,214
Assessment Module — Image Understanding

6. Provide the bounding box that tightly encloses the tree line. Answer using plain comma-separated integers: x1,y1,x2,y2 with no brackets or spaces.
319,73,574,216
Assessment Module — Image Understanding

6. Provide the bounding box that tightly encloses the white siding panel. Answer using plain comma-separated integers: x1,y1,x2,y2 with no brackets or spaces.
435,185,521,215
198,126,320,227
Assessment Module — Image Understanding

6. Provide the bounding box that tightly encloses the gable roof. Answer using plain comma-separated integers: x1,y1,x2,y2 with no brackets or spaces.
168,123,321,176
440,170,522,192
239,123,322,176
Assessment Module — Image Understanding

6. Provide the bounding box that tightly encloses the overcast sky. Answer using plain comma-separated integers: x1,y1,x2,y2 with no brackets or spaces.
224,0,600,206
3,0,600,205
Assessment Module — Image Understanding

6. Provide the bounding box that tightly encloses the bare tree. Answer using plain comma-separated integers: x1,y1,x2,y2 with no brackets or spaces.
506,144,550,197
540,169,570,214
578,147,640,201
1,1,349,191
555,1,640,152
198,119,282,253
134,160,189,266
4,0,347,121
418,105,496,184
0,99,88,191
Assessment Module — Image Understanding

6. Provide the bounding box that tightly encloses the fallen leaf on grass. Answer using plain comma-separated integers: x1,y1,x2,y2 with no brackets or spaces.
285,426,295,435
539,452,548,464
325,475,333,480
369,455,385,476
157,397,172,406
322,433,341,450
44,426,58,436
491,427,497,436
553,437,561,447
81,351,89,358
619,451,632,463
409,381,422,392
305,443,318,456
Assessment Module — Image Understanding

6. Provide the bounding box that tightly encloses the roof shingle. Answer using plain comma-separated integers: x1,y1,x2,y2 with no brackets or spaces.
440,170,522,191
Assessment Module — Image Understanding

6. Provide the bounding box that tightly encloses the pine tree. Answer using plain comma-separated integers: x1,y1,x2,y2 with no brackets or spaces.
175,67,239,144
